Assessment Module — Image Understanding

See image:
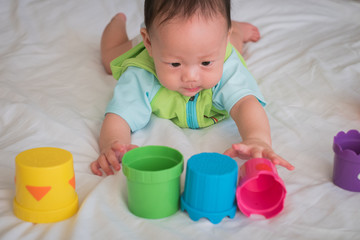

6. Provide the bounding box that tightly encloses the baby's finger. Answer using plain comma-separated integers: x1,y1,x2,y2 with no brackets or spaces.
266,152,295,170
231,144,253,159
90,160,103,176
278,158,295,170
262,150,279,163
223,147,238,158
249,147,263,159
107,150,121,171
126,144,139,152
108,150,122,172
99,153,115,175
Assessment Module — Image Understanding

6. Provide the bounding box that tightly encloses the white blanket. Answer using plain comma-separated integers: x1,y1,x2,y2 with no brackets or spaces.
1,0,360,239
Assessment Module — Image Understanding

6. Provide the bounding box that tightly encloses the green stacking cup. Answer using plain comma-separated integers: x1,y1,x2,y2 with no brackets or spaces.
122,146,184,219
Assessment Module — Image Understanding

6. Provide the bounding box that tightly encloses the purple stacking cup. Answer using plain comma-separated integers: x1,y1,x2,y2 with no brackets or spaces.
333,129,360,191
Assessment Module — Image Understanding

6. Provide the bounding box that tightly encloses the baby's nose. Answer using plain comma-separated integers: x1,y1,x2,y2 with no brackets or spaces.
182,66,199,82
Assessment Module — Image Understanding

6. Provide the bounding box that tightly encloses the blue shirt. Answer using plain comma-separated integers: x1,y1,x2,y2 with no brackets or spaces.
106,47,266,132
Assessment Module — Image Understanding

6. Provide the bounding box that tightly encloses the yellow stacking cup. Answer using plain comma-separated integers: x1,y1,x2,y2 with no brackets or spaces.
13,147,78,223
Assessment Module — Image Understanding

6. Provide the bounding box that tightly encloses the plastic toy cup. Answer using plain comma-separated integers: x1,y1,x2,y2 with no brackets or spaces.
180,153,238,224
122,146,183,219
236,158,286,219
13,147,79,223
333,129,360,191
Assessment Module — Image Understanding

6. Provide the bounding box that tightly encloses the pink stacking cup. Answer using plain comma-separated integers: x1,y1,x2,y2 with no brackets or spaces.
236,158,286,219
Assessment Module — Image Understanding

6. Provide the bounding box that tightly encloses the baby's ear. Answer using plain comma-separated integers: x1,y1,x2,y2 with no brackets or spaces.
140,28,152,56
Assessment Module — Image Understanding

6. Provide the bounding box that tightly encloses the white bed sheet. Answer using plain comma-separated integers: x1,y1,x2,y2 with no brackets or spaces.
1,0,360,239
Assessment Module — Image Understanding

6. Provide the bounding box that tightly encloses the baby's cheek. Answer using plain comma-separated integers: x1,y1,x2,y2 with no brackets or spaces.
204,70,222,88
157,74,177,91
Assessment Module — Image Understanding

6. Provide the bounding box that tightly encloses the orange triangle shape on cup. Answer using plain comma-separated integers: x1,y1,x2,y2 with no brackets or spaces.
69,176,75,189
26,186,52,201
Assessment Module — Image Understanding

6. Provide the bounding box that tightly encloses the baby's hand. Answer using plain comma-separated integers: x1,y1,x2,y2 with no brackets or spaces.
91,142,138,176
223,140,295,170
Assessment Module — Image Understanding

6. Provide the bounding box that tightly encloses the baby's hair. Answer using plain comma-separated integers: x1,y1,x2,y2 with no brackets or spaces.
144,0,231,32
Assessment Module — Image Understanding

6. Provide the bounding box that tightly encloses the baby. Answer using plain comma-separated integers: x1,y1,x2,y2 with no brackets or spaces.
91,0,294,176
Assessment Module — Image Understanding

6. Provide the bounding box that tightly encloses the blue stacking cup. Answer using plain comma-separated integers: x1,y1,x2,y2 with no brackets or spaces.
180,153,238,224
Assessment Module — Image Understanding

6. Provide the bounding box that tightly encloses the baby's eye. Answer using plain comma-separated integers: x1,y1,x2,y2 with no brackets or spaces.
171,63,181,67
201,61,212,66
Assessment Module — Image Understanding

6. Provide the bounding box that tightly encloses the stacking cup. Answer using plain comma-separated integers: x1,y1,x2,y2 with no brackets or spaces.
181,153,238,224
13,147,78,223
122,146,183,219
333,129,360,191
236,158,286,219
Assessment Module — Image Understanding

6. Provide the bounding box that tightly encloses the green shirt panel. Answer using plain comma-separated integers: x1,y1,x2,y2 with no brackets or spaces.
109,41,247,129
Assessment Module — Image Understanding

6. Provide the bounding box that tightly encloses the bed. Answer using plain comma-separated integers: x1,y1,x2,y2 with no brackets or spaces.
1,0,360,239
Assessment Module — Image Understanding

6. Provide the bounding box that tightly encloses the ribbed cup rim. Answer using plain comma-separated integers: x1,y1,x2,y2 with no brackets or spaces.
122,146,184,183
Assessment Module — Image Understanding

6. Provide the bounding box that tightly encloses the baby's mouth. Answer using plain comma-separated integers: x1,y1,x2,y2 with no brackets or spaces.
183,87,200,92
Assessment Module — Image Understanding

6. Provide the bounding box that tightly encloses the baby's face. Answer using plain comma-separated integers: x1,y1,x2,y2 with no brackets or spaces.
143,13,230,97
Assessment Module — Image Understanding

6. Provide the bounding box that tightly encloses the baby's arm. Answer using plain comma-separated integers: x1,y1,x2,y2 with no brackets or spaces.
90,113,138,176
224,95,294,170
